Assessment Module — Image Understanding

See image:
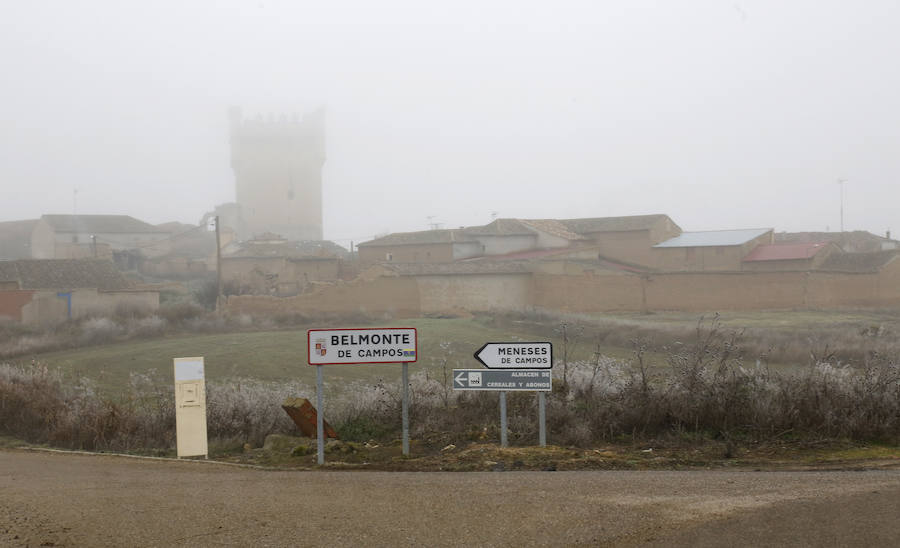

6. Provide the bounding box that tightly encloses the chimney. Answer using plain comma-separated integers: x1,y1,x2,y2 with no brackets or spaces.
887,229,892,240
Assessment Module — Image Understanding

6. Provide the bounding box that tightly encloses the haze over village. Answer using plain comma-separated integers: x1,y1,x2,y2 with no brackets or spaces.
4,3,900,545
1,0,899,324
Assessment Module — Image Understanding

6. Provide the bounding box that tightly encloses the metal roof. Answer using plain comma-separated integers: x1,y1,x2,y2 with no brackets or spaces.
653,228,772,248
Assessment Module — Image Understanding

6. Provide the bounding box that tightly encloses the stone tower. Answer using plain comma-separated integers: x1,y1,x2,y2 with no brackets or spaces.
228,107,325,241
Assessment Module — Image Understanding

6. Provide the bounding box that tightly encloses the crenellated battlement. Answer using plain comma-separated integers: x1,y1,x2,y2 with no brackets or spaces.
229,107,325,140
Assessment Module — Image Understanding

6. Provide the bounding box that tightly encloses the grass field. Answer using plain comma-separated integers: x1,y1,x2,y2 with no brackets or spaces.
16,309,900,395
22,317,608,394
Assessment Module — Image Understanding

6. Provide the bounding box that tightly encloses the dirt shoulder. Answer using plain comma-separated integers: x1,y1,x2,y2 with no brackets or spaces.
3,449,900,547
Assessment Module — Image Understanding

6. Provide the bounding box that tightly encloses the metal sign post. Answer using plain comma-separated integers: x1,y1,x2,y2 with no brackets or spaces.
538,392,547,447
401,362,409,456
308,328,418,463
316,365,324,465
499,391,508,448
453,368,551,448
456,340,552,449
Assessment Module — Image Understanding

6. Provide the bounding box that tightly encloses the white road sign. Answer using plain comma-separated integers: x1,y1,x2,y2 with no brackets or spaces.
308,328,417,365
452,369,552,391
473,342,553,369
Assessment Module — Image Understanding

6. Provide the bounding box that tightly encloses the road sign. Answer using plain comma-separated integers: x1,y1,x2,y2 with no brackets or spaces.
473,342,553,369
308,328,417,365
452,369,552,391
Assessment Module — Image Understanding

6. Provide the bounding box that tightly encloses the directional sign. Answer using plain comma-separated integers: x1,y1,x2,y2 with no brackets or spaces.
452,369,552,391
473,342,553,369
308,328,417,365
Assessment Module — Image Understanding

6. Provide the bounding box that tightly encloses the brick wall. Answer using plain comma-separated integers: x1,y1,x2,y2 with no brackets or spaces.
225,275,421,318
224,260,900,317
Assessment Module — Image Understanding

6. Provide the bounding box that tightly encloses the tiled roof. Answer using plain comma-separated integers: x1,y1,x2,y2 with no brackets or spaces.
462,247,580,262
224,239,349,259
743,243,830,262
460,218,588,241
519,219,589,241
358,229,476,247
654,228,772,248
775,231,899,253
560,214,677,234
0,259,133,290
379,262,530,276
41,215,169,234
818,250,900,273
465,219,537,236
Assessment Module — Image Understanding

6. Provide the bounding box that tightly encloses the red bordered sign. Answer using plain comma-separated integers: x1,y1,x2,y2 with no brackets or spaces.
308,328,418,365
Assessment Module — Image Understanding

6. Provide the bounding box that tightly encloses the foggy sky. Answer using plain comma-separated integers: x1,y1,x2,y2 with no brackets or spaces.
2,0,898,246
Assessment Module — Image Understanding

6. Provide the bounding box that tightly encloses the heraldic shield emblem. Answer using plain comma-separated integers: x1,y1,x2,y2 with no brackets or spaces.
315,338,327,356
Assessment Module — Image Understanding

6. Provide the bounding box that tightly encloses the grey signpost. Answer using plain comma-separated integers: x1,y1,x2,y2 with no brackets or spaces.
401,362,409,455
499,391,508,447
308,328,417,464
468,341,553,447
316,364,324,464
453,367,552,447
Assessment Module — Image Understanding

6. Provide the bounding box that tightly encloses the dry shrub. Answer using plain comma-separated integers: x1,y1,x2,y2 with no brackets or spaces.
158,303,205,324
206,378,311,447
3,318,899,453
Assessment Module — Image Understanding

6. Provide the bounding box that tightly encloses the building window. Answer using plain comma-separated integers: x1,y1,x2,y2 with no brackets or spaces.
386,253,393,261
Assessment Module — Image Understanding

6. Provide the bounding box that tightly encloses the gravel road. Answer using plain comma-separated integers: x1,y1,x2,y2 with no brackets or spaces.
2,449,899,547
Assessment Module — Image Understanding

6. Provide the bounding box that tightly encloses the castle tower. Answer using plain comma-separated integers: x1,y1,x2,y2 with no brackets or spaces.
228,107,326,241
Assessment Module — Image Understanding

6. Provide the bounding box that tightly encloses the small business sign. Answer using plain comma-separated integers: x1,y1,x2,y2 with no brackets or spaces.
473,342,553,369
452,369,552,391
307,328,418,365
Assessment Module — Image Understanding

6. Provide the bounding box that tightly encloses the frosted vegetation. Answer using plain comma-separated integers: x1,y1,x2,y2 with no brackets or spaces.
2,316,898,453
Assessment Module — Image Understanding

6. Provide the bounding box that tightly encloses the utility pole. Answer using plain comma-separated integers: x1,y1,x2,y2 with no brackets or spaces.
214,216,222,311
837,178,846,232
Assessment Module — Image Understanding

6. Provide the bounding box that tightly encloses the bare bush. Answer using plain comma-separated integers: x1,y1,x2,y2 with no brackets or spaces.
2,321,899,453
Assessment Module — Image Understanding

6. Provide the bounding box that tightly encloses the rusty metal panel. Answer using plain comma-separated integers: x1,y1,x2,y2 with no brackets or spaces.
281,398,338,439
